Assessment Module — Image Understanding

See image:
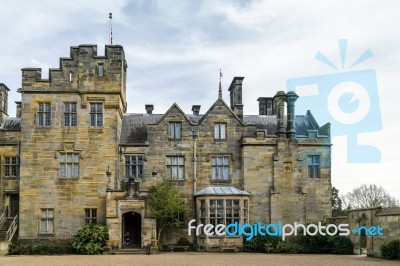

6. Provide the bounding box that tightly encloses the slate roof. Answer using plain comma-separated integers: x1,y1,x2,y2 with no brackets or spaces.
194,186,250,197
0,117,21,131
120,111,322,144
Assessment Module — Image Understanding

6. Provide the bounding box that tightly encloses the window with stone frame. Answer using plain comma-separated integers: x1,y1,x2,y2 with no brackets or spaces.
4,156,19,178
90,103,103,127
64,102,77,127
84,208,97,225
214,123,226,139
168,122,182,139
40,208,54,234
38,102,51,126
166,156,185,180
125,155,144,179
211,156,230,180
199,198,248,234
308,155,321,179
60,153,79,179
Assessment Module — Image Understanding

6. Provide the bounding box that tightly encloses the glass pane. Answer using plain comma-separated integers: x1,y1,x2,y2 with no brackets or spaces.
71,103,76,112
90,104,95,113
212,157,216,165
97,114,103,126
217,200,223,208
175,123,181,138
172,157,178,165
97,103,102,112
224,157,229,165
85,209,90,217
74,154,79,162
67,164,72,177
90,114,95,126
45,103,51,112
74,164,79,177
210,200,215,207
178,166,184,179
214,124,219,138
60,164,65,177
166,157,171,165
217,209,223,218
172,166,178,179
234,209,239,218
67,154,72,162
64,114,70,126
178,156,184,165
166,166,172,178
138,156,143,165
71,114,77,126
41,210,47,218
226,200,232,207
226,209,232,217
48,220,54,233
212,167,217,179
233,200,239,208
39,103,44,112
220,124,226,138
169,123,174,138
38,113,43,126
65,103,70,112
48,209,54,218
223,167,229,179
200,200,205,208
40,220,47,232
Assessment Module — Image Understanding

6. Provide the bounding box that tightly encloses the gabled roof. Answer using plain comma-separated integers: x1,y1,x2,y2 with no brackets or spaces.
153,103,194,126
198,98,244,126
194,186,250,197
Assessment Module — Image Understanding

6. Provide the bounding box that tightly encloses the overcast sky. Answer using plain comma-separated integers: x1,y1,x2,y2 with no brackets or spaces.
1,0,399,200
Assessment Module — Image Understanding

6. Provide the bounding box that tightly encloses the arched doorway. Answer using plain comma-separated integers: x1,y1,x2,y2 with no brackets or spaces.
122,212,142,249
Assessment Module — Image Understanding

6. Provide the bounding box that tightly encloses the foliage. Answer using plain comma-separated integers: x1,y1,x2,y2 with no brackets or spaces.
380,239,400,260
242,222,353,255
147,179,188,242
341,184,400,209
8,241,74,255
331,186,347,217
72,223,109,255
176,237,193,250
242,234,280,253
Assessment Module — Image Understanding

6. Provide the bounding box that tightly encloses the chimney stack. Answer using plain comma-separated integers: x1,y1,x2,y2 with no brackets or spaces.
273,91,287,139
228,77,244,120
15,101,21,118
191,105,201,116
145,104,154,114
257,97,274,115
286,91,299,139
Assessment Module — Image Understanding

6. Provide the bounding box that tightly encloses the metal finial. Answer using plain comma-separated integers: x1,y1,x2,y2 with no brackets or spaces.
218,69,223,99
109,12,113,45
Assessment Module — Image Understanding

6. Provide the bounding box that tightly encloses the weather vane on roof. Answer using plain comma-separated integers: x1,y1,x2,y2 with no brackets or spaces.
109,12,113,45
218,69,223,99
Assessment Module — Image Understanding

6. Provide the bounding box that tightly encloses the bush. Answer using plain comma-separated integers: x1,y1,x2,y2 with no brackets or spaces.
72,223,109,255
8,241,74,255
242,234,280,253
331,236,354,255
380,240,400,260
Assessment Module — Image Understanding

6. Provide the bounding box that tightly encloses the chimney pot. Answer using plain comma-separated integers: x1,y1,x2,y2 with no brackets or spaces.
145,104,154,114
191,105,201,115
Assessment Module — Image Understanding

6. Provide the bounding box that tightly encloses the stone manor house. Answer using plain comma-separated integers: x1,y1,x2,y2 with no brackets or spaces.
0,44,332,252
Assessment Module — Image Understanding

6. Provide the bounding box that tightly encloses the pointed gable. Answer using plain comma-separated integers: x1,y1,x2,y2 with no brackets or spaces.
198,98,244,126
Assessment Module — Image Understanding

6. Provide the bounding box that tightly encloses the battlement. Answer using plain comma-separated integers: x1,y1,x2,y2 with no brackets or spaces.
21,44,126,92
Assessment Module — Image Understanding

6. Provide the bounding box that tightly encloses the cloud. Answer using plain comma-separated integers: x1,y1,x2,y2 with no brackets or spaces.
0,0,399,199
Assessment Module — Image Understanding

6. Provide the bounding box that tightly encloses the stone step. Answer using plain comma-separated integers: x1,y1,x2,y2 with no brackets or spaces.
112,248,148,255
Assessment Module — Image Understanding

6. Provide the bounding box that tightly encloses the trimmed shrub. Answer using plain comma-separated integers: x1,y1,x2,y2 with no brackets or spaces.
380,239,400,260
72,223,109,255
8,241,74,255
243,234,280,253
331,236,354,255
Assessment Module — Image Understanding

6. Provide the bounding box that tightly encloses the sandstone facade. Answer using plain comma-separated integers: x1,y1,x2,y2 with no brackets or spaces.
0,44,332,251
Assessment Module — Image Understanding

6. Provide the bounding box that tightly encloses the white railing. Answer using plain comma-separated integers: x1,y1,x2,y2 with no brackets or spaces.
6,214,18,242
0,209,6,230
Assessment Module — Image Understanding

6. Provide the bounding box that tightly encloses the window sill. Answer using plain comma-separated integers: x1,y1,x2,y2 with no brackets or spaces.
214,139,227,142
168,138,182,141
210,179,231,184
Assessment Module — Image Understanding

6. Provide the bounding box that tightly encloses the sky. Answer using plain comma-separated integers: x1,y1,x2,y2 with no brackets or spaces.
0,0,399,200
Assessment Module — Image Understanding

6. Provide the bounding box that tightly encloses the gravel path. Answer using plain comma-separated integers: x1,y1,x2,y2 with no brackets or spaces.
1,253,398,266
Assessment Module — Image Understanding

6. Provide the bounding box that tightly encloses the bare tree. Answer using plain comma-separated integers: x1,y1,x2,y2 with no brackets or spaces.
341,184,400,209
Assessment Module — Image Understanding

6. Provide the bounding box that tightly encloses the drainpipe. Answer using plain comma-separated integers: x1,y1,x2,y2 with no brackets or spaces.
192,130,199,249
